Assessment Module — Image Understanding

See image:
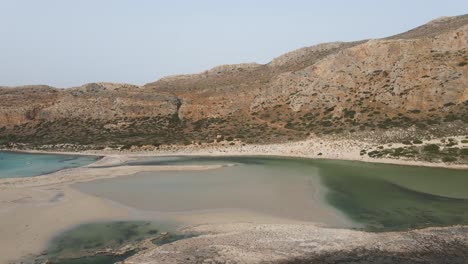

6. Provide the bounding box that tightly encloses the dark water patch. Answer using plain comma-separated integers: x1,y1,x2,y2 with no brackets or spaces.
39,220,194,264
48,251,135,264
46,221,162,260
318,160,468,231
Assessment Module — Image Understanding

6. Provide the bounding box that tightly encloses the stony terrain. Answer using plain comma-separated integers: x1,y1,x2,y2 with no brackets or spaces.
123,223,468,264
1,15,467,164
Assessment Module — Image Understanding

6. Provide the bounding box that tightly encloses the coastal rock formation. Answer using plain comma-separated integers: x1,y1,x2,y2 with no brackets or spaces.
124,223,468,264
0,15,467,150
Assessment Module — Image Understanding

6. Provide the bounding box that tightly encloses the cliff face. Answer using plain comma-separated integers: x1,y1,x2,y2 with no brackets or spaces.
0,15,467,147
252,24,468,117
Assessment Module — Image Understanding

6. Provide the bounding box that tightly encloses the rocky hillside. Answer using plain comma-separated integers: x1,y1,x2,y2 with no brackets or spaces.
0,15,467,154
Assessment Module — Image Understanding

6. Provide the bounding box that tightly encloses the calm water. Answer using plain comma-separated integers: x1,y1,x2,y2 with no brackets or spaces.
76,157,350,227
0,151,99,178
45,221,179,264
42,156,468,263
75,156,468,232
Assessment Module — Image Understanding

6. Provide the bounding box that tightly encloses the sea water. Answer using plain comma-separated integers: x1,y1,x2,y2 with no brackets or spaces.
0,151,99,178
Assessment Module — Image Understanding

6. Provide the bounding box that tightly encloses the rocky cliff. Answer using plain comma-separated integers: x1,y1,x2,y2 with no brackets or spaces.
0,15,467,150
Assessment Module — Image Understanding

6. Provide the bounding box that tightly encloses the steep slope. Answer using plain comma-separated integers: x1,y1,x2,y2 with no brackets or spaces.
0,15,467,153
251,22,468,135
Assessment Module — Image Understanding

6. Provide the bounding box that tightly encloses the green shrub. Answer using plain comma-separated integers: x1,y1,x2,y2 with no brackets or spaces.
415,123,427,129
442,156,457,162
320,120,333,127
444,102,456,107
343,109,356,118
446,142,458,147
423,144,440,153
367,150,381,158
412,139,423,144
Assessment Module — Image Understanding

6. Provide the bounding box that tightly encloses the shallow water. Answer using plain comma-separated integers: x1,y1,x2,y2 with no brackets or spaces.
318,160,468,231
0,151,98,178
44,220,180,264
75,157,349,227
75,156,468,231
49,252,134,264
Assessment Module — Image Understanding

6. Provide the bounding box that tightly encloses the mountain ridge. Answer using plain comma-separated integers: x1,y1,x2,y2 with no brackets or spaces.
0,14,467,164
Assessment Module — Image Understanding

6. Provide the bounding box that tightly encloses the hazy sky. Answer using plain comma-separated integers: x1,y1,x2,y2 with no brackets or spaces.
1,0,467,87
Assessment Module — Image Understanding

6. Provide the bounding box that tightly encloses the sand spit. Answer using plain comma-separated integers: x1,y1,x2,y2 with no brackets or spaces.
0,160,224,188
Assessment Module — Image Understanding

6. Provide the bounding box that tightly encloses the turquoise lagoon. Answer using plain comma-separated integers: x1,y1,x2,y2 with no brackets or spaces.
0,151,99,178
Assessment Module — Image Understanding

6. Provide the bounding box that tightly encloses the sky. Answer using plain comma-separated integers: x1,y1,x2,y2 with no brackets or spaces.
0,1,467,88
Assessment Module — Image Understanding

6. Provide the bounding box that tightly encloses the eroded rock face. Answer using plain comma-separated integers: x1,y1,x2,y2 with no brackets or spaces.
0,83,183,145
251,24,468,116
0,15,467,147
0,83,180,124
48,83,180,121
0,85,59,125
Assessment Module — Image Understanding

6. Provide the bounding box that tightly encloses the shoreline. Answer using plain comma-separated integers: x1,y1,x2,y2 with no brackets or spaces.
0,147,464,263
0,159,228,264
1,155,352,263
3,137,468,170
2,139,468,263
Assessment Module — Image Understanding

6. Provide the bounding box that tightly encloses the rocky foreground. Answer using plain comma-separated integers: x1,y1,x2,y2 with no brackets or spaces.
122,223,468,264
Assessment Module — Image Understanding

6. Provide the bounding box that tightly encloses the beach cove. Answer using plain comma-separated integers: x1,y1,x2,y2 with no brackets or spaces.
1,151,468,263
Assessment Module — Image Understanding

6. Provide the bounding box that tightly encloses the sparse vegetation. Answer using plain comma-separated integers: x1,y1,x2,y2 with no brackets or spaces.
423,144,440,153
442,156,457,162
365,141,468,164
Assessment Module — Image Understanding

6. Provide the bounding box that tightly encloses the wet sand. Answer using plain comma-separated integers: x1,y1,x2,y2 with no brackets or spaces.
74,165,353,228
